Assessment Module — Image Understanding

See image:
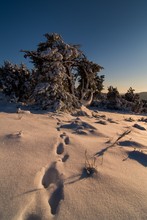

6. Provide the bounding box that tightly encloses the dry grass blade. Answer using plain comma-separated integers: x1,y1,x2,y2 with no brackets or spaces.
84,150,97,176
110,129,131,147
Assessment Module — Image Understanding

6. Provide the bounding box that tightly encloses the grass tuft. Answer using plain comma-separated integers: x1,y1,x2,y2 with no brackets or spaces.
84,150,97,177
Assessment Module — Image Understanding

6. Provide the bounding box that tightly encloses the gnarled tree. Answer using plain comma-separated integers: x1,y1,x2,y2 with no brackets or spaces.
21,33,104,111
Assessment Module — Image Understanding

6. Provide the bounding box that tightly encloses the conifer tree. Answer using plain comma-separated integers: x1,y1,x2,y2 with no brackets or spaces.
22,33,104,110
0,61,32,102
107,86,120,109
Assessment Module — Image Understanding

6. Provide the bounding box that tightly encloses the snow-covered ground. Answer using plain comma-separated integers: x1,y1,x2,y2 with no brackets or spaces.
0,95,147,220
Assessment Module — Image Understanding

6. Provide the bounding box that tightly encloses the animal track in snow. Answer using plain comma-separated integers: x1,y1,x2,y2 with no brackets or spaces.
41,162,64,215
60,132,67,138
42,162,61,189
56,143,64,155
26,214,41,220
49,181,64,215
64,136,70,145
62,154,69,162
60,132,70,145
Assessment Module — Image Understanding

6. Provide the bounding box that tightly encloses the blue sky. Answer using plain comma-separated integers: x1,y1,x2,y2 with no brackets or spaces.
0,0,147,92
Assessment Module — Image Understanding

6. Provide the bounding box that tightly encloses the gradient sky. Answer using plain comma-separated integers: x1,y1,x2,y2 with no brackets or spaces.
0,0,147,92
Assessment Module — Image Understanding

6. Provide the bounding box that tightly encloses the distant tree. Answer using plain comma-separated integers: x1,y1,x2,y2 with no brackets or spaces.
107,86,121,109
0,61,32,102
21,33,104,111
121,87,143,113
141,100,147,113
107,86,119,100
124,87,139,102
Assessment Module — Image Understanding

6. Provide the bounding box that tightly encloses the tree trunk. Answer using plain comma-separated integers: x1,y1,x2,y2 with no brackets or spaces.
81,91,94,107
66,66,75,95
